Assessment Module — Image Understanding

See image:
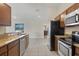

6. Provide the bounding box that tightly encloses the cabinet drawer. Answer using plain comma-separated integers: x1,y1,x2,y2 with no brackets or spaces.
8,40,19,49
0,45,7,55
8,44,19,56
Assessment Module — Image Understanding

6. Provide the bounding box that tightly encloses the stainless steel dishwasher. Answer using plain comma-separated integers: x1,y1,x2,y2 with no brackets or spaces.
20,36,26,56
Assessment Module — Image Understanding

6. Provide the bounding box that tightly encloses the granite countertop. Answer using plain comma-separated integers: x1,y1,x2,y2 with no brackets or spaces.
73,44,79,47
55,34,72,39
0,34,27,48
73,42,79,47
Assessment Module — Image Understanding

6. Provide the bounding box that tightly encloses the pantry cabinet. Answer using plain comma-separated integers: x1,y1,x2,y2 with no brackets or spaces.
0,3,11,26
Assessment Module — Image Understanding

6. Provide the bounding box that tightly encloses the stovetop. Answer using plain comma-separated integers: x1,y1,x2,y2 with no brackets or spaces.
60,38,72,46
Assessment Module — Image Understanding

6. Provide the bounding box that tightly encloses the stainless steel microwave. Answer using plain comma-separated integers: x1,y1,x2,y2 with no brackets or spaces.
65,14,79,24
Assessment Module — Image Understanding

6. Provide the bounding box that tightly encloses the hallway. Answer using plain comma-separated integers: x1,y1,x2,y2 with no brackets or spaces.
23,38,58,56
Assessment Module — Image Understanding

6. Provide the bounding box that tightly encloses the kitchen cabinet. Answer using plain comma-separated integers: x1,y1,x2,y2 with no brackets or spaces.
60,11,66,28
0,52,7,56
8,40,20,56
0,3,11,26
25,35,29,49
66,3,79,15
55,14,65,28
55,37,58,53
55,15,60,21
0,45,7,56
75,46,79,56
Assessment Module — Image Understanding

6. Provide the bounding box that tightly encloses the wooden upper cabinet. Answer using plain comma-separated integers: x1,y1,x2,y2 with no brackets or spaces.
66,3,79,14
54,3,79,27
60,11,66,28
55,15,60,20
0,3,11,26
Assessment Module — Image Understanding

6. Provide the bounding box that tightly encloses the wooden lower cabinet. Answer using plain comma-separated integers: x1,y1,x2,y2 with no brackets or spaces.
55,38,58,52
0,35,29,56
25,35,29,49
8,40,20,56
0,40,20,56
0,45,7,56
0,52,7,56
75,47,79,56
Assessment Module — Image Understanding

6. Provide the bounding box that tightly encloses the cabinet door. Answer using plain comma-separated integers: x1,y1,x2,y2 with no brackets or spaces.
0,45,7,56
0,52,7,56
60,11,66,28
0,3,11,26
55,15,60,20
55,38,58,52
75,47,79,56
66,3,79,14
8,40,20,56
25,35,29,49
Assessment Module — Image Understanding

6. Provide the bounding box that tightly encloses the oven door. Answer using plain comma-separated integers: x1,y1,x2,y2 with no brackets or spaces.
58,40,71,56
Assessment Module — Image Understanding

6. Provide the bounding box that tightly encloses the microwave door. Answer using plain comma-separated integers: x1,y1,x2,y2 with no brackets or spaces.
65,16,76,24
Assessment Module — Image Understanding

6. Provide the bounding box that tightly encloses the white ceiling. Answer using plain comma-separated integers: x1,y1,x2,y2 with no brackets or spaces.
8,3,73,21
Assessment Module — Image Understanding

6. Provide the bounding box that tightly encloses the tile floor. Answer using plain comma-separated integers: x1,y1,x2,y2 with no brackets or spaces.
23,38,58,56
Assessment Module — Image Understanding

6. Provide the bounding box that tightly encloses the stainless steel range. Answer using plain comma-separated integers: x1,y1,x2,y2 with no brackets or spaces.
58,38,72,56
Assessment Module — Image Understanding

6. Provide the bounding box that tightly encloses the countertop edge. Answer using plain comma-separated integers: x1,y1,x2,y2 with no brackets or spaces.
0,34,27,48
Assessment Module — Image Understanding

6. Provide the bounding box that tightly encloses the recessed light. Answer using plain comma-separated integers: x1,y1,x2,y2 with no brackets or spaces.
38,15,41,18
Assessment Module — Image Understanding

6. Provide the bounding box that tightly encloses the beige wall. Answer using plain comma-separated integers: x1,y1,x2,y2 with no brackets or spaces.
0,27,6,34
65,26,79,34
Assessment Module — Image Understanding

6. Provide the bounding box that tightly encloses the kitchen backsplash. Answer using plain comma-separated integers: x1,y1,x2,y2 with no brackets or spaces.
0,27,6,34
65,25,79,34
